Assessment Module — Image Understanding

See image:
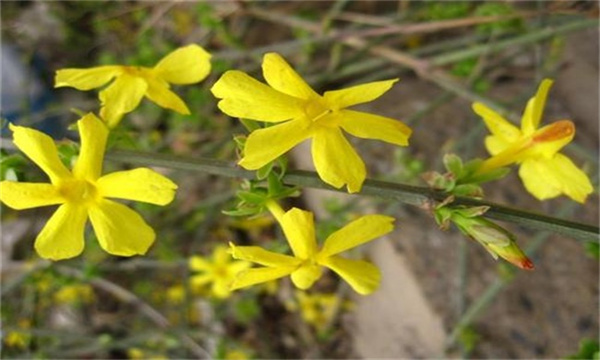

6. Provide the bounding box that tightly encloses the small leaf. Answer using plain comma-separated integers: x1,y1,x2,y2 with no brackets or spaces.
443,153,463,177
456,206,489,218
237,190,267,205
256,161,274,180
223,207,263,217
452,184,484,198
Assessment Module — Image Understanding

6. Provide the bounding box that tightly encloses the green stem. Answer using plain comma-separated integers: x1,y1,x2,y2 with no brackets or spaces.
265,200,286,223
429,18,600,67
106,150,599,243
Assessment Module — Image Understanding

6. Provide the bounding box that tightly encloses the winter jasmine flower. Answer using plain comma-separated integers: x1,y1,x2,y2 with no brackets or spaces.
55,44,211,127
473,79,593,203
211,52,411,193
0,113,177,260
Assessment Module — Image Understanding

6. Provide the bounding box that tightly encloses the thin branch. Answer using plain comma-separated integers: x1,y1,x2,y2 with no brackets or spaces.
53,265,212,359
106,150,599,243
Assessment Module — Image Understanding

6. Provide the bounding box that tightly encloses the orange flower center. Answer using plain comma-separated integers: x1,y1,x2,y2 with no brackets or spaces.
531,120,574,143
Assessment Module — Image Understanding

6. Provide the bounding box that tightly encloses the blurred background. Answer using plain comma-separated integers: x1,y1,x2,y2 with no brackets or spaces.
1,1,598,359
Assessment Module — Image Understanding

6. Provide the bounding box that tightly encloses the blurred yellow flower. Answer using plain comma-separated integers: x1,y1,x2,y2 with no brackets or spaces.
0,114,178,260
54,284,94,304
473,79,593,203
166,285,185,304
189,245,251,299
4,331,29,349
3,320,31,349
55,44,211,127
225,349,250,360
127,348,145,359
229,203,394,295
211,52,411,193
286,291,343,332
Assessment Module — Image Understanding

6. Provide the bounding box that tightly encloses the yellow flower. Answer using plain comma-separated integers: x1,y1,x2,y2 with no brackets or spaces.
225,350,250,360
127,348,145,360
55,44,211,127
189,245,251,299
211,53,412,193
0,113,177,260
54,284,95,304
3,320,31,349
473,79,593,203
4,331,29,349
166,285,185,304
288,291,339,332
229,206,394,295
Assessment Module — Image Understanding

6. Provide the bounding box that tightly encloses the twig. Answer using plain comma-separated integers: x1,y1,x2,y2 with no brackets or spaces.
105,150,599,243
53,265,212,359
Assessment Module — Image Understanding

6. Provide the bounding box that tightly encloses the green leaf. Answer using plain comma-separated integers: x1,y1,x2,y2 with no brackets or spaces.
584,242,600,260
456,206,489,218
223,207,263,217
452,184,483,198
240,118,262,132
237,190,267,205
256,161,274,180
565,338,600,359
444,153,464,177
463,165,510,184
267,172,284,196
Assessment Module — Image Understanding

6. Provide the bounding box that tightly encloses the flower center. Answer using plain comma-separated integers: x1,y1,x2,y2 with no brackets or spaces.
304,99,339,128
213,264,229,278
58,179,99,205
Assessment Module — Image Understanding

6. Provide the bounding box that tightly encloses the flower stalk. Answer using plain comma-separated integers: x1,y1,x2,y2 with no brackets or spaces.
105,149,599,243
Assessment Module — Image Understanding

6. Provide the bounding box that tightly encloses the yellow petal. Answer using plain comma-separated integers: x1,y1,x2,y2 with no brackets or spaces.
338,109,411,146
320,256,381,295
0,182,64,209
189,256,211,271
239,118,312,170
99,74,148,127
9,123,71,184
153,44,211,84
323,79,397,110
230,261,252,274
211,70,304,122
320,215,394,257
521,79,553,135
280,208,317,259
530,120,574,157
229,244,302,267
214,245,232,265
290,263,322,290
54,66,122,90
88,199,155,256
472,102,521,144
311,127,366,193
190,273,212,288
34,203,87,260
230,266,296,290
484,135,512,155
73,113,108,181
262,53,318,100
519,154,593,203
97,168,177,205
481,120,575,173
144,77,190,114
212,280,233,299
